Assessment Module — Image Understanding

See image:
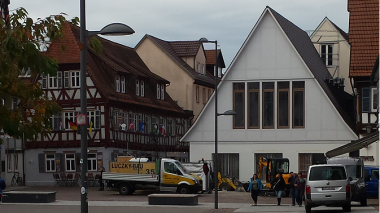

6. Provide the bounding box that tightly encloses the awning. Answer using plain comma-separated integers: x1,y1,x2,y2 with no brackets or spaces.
325,131,379,158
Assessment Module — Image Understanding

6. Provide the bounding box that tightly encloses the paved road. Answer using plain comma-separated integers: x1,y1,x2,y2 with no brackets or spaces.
1,186,378,213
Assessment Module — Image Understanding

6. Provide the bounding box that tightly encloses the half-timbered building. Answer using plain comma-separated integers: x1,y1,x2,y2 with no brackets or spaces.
24,23,192,186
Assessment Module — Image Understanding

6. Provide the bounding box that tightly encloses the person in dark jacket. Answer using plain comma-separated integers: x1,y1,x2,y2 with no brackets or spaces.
288,172,296,206
272,172,285,206
0,177,6,203
98,167,105,191
294,172,305,207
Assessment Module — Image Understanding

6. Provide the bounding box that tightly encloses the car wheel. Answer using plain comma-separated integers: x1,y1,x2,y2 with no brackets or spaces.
177,185,190,194
342,204,351,212
360,197,367,206
305,205,312,213
118,183,132,195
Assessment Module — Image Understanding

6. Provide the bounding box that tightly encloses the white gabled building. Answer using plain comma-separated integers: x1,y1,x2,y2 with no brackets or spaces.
181,6,358,182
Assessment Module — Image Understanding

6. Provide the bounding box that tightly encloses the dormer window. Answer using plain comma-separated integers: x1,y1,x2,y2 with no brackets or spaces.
202,65,205,74
197,63,201,73
157,84,160,99
136,79,140,96
161,84,165,100
121,76,125,93
140,80,145,97
115,75,120,92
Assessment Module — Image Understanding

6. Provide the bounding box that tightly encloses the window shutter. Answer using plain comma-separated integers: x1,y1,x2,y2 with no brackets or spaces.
38,153,45,173
76,153,81,172
42,74,47,89
64,71,69,88
57,71,62,88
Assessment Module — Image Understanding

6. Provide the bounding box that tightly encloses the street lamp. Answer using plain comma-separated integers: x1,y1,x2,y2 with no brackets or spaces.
79,1,134,213
199,38,237,209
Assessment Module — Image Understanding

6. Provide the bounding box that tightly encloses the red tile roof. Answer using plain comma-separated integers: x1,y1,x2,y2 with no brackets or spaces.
348,0,379,77
170,41,200,57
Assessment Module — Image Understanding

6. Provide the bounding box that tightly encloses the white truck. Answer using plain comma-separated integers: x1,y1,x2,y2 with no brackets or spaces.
102,157,202,195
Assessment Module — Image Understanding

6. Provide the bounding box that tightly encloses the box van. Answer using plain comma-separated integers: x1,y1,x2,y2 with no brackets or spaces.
305,164,351,213
327,157,367,205
364,166,379,197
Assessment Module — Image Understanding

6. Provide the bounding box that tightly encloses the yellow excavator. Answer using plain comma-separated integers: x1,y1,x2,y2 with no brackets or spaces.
258,157,291,196
217,172,237,191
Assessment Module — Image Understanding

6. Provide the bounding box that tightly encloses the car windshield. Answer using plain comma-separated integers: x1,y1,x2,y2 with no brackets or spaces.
175,161,188,174
309,166,347,181
346,165,362,179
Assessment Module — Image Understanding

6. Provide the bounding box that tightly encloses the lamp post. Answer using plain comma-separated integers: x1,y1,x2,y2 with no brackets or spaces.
79,1,134,213
199,38,237,209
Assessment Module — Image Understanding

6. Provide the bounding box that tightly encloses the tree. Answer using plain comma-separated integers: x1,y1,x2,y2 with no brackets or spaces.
0,8,77,143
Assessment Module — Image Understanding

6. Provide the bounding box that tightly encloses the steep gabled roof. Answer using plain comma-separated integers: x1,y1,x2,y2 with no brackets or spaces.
348,0,379,77
267,6,355,131
310,17,349,42
205,49,226,68
138,34,216,87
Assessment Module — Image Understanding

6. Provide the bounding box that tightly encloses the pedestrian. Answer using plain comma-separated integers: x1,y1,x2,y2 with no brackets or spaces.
247,174,262,206
272,172,285,206
294,172,305,207
0,177,6,203
98,166,105,191
288,172,296,206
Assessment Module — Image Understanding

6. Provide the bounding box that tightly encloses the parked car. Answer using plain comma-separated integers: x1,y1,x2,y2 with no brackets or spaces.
305,164,351,213
364,166,379,197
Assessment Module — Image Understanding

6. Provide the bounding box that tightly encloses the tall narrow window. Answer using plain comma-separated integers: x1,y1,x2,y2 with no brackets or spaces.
248,82,259,128
293,81,305,128
64,71,69,88
161,85,165,100
7,155,12,172
95,110,101,129
45,154,56,172
136,79,140,96
321,44,333,66
42,74,47,89
157,84,160,99
196,86,199,103
57,71,62,89
115,76,120,92
262,82,274,128
121,76,125,93
140,80,145,97
87,153,97,171
372,88,378,112
65,153,75,172
278,82,289,128
201,65,205,74
233,83,245,129
202,88,206,104
362,87,370,112
13,154,18,172
71,71,80,87
197,63,201,73
48,74,58,88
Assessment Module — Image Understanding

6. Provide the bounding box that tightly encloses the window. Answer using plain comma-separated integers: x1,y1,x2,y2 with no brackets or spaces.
248,82,260,128
87,153,97,171
64,111,78,130
87,110,100,129
161,85,165,100
65,153,75,172
136,79,140,96
164,162,182,175
321,44,333,66
293,81,305,128
298,153,326,175
218,67,222,78
262,82,274,128
13,154,18,172
201,65,205,74
115,75,120,92
278,82,289,128
372,88,378,111
95,110,101,129
42,74,47,89
7,154,12,172
51,113,62,131
197,63,201,73
202,88,206,104
145,115,151,133
213,153,239,180
362,87,370,112
71,71,80,88
140,80,145,97
196,86,199,103
157,84,160,99
121,77,125,93
45,154,56,172
233,83,245,128
309,166,346,181
48,74,58,88
64,71,69,88
57,71,62,88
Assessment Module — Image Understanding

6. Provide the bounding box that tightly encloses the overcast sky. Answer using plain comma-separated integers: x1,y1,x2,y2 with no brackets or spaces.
9,0,349,69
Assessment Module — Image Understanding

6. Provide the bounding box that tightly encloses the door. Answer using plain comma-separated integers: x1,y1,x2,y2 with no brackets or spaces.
365,168,379,197
160,161,183,192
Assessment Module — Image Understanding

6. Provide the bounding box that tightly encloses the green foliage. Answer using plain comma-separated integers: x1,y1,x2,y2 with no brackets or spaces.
90,37,103,55
0,8,74,143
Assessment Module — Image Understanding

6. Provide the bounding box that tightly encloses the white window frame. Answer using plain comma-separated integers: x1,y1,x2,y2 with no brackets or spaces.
87,153,97,171
136,79,140,96
121,76,125,93
161,85,165,100
197,63,201,73
64,111,78,130
140,80,145,97
64,71,70,88
51,113,62,131
48,74,58,89
65,153,76,172
320,44,333,66
202,65,205,74
371,88,378,112
45,154,56,172
115,75,120,92
42,74,47,89
157,84,160,99
57,71,62,88
95,110,101,129
71,71,80,88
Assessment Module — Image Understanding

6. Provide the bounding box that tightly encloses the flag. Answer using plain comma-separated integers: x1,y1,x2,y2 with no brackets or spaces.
153,124,158,134
139,122,145,132
68,120,77,130
160,125,166,136
129,122,134,130
89,121,93,132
